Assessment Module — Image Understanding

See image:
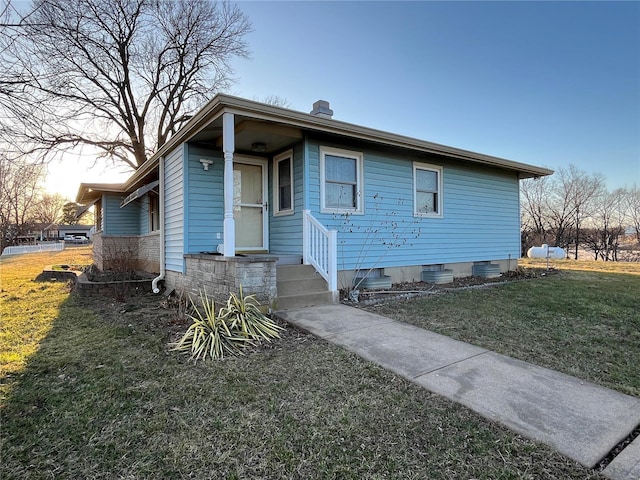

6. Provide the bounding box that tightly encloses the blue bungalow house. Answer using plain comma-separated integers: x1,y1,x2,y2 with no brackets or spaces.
76,94,552,309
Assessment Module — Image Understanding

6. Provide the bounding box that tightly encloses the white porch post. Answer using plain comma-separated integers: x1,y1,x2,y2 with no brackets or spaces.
223,112,235,256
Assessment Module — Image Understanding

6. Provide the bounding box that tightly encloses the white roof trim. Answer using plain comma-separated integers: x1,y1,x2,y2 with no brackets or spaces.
125,94,553,188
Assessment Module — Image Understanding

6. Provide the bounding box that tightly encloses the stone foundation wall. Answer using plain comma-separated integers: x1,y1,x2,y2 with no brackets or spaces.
92,232,160,273
92,232,105,270
164,254,277,308
137,233,160,273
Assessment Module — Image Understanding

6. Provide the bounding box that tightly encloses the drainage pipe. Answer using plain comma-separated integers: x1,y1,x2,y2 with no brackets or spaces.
152,156,165,294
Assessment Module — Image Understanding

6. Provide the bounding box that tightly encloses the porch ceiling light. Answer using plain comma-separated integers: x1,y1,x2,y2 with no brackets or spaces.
251,142,267,153
199,158,213,171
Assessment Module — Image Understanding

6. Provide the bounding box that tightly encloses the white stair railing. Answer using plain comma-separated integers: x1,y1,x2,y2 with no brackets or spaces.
303,210,337,293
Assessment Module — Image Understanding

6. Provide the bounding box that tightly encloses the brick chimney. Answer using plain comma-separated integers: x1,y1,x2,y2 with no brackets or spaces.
310,100,333,119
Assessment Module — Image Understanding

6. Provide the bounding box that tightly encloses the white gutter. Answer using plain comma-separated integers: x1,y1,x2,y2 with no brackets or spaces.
152,156,165,294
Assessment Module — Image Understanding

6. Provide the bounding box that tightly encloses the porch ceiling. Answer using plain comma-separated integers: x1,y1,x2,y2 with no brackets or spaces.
190,116,303,155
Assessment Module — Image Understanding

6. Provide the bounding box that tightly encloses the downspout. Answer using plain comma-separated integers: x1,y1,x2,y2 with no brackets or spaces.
152,156,165,293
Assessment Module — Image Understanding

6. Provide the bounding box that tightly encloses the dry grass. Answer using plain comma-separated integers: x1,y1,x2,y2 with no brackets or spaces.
0,250,606,478
368,260,640,397
520,257,640,275
0,247,92,392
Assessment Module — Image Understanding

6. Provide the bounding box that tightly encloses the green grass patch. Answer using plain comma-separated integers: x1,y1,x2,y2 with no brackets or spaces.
368,261,640,398
0,250,604,478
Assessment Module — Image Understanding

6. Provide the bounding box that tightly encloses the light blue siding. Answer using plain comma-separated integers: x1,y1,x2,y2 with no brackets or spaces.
164,146,185,273
185,145,223,253
306,139,521,271
103,194,140,235
269,143,304,255
158,136,521,274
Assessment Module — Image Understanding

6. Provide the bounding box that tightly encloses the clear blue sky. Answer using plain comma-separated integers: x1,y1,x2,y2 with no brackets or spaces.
229,0,640,190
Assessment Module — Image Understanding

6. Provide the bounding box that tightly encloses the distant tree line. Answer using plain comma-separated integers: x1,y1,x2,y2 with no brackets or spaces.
521,165,640,261
0,155,88,251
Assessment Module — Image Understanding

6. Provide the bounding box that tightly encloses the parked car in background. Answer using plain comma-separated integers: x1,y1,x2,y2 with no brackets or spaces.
63,235,89,244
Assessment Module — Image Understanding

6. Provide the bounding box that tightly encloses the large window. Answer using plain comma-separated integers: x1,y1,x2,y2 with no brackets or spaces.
320,147,363,214
273,150,293,216
414,162,443,217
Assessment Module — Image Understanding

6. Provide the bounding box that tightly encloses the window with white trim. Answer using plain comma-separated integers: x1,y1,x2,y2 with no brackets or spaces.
320,147,364,214
414,162,443,217
273,150,294,215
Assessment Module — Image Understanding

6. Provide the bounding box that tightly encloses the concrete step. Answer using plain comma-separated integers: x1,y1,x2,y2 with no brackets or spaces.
274,254,302,266
275,264,336,310
277,276,328,296
275,290,336,311
276,264,319,280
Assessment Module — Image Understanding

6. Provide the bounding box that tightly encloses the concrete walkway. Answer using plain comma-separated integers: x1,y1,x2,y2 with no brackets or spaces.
276,304,640,480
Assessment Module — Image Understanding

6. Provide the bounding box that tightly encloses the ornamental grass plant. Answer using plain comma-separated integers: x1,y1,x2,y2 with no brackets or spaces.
219,285,284,342
171,287,283,361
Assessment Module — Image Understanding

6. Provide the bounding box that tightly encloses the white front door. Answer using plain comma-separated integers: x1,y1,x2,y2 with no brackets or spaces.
233,158,268,252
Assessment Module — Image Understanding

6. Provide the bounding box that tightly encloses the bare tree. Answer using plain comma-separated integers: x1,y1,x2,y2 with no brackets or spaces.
544,165,605,258
0,155,44,250
258,95,292,108
520,175,551,252
626,185,640,243
582,188,627,261
0,0,251,169
566,166,606,259
33,193,66,225
545,168,578,252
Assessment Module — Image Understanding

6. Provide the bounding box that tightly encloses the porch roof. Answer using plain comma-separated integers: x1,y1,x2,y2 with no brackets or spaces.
76,182,126,204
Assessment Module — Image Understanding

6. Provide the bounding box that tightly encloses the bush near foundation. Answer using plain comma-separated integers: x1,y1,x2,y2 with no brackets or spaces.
171,287,283,361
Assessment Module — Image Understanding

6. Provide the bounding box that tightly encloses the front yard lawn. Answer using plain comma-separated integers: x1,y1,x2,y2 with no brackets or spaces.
367,259,640,398
0,251,611,479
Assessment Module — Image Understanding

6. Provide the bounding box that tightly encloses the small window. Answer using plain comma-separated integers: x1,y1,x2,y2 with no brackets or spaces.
320,147,364,214
149,193,160,231
273,150,294,215
414,162,443,217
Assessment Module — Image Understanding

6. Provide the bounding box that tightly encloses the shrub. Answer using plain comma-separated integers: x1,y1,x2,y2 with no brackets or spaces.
171,287,283,361
219,286,284,342
164,288,194,325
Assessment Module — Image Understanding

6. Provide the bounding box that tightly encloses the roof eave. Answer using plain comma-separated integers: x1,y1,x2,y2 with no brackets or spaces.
76,182,126,204
125,93,555,185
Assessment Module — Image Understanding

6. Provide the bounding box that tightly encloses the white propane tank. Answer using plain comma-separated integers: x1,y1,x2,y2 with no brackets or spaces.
527,244,566,259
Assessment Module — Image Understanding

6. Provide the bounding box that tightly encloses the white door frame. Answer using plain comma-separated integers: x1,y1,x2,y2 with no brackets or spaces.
233,155,268,252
